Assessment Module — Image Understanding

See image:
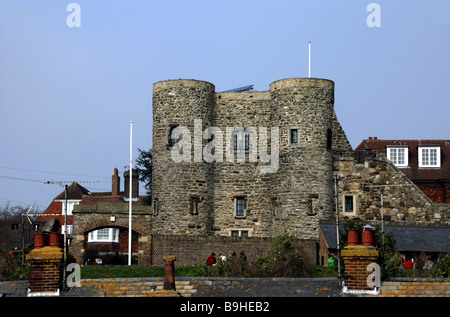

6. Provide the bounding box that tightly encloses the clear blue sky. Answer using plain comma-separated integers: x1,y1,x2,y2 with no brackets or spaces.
0,0,449,210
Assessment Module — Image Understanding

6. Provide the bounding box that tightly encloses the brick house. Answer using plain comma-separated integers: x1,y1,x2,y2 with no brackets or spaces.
355,138,450,203
70,169,153,265
37,169,152,265
37,182,90,246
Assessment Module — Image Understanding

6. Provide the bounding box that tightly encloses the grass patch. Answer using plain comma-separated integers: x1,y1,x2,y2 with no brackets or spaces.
80,265,207,279
80,264,339,279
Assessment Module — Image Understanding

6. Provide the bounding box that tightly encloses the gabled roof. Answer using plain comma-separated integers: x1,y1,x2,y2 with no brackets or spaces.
54,182,90,200
355,138,450,182
320,223,450,253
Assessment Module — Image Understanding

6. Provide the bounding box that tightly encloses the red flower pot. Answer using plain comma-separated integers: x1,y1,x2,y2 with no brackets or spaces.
347,229,359,246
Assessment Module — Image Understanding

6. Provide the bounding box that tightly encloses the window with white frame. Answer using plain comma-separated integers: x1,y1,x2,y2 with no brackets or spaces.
61,225,73,235
343,195,356,214
386,146,408,167
418,146,441,167
88,228,119,243
59,200,81,216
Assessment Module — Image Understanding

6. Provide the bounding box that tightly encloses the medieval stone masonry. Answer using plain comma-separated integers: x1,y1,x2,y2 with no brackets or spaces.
69,77,449,267
151,77,449,252
152,78,347,240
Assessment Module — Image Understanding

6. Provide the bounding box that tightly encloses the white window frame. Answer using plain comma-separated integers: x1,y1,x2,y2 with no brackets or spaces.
56,199,81,216
342,194,356,215
61,225,73,235
418,146,441,168
88,228,119,243
386,146,408,167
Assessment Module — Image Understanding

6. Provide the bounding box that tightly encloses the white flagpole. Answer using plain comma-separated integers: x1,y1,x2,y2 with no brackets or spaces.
128,121,133,266
308,41,311,78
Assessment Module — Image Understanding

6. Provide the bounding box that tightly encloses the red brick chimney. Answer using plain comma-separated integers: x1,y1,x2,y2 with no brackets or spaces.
124,169,139,199
112,168,120,196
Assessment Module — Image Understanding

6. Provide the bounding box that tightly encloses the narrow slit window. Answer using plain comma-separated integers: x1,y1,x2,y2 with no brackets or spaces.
290,128,298,145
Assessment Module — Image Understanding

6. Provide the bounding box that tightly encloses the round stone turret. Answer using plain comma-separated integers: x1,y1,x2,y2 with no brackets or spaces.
269,78,335,238
152,79,216,235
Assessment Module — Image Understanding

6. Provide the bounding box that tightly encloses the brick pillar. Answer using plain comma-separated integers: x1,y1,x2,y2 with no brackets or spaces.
163,255,176,290
341,245,379,293
26,234,64,296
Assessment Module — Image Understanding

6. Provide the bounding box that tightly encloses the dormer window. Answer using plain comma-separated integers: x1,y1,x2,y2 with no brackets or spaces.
386,146,408,167
418,146,441,167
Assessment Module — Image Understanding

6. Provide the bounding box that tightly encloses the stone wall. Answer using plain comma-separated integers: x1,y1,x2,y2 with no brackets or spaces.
334,153,449,226
151,78,340,241
150,234,317,267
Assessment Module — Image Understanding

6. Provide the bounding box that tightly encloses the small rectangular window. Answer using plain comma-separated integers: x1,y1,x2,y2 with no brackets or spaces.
61,225,73,235
233,131,249,153
344,195,354,213
230,230,250,237
290,128,298,145
190,196,200,215
11,224,19,230
235,197,245,218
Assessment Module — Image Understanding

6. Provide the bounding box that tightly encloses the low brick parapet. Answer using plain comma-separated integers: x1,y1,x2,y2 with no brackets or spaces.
379,278,450,297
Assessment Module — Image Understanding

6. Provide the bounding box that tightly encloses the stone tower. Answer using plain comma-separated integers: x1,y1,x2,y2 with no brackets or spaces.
152,78,336,240
152,80,216,235
269,78,335,239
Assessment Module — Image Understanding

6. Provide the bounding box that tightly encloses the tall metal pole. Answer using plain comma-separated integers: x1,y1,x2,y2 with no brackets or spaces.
63,184,68,289
334,174,341,278
308,41,311,78
128,121,133,266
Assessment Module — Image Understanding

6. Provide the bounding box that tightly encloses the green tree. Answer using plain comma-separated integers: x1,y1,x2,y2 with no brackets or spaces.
432,248,450,278
135,148,152,204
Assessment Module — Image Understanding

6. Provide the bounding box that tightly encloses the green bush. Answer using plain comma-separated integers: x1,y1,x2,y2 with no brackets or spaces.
431,248,450,278
0,248,28,281
205,232,313,278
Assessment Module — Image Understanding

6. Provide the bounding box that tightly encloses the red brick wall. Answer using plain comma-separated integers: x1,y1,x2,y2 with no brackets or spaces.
417,184,450,203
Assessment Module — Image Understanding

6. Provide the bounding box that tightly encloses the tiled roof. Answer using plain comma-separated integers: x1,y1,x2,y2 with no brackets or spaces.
355,138,450,181
54,182,91,200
